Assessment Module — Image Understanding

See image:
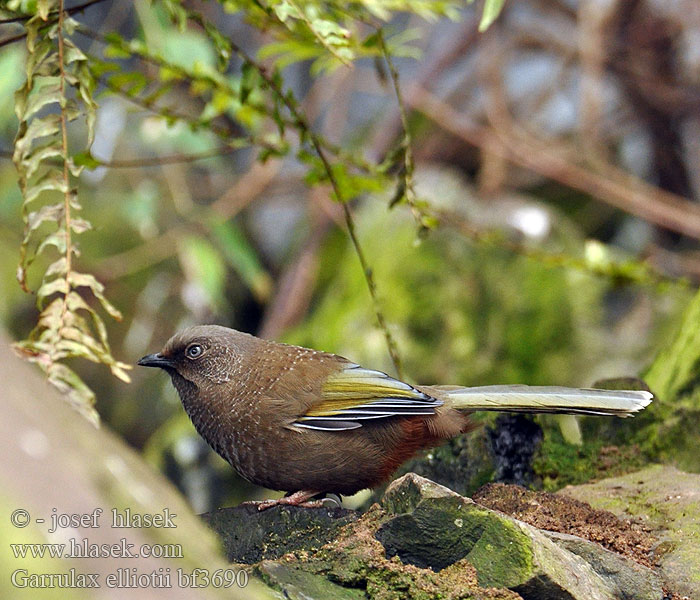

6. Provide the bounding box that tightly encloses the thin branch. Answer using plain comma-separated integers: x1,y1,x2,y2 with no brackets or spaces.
2,146,241,167
0,0,108,48
376,28,422,224
95,73,283,158
96,159,282,280
94,146,239,168
76,23,380,178
189,12,405,376
409,87,700,241
0,0,108,23
0,30,27,49
437,207,683,288
260,192,334,339
57,0,73,331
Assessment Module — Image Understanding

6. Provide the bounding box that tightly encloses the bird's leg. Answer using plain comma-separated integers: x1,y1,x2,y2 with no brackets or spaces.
255,490,324,511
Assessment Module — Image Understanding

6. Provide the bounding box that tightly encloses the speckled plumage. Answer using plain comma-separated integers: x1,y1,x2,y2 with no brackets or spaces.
139,325,652,499
141,325,468,495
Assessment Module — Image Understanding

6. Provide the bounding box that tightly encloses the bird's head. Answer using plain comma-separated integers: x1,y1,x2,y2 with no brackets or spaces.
138,325,256,389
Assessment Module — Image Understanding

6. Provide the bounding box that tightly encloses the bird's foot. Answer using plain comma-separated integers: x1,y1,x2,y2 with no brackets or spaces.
251,490,342,511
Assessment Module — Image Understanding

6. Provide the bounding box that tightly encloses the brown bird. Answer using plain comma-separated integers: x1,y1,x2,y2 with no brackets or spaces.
138,325,652,509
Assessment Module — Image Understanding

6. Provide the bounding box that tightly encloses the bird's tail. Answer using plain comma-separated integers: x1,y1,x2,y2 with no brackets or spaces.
432,385,652,417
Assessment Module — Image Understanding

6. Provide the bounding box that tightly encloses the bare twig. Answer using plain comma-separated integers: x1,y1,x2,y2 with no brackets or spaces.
409,87,700,241
95,146,239,168
96,159,282,280
259,192,334,339
94,230,179,280
0,30,28,49
210,160,282,219
376,29,420,221
371,17,479,161
437,207,681,288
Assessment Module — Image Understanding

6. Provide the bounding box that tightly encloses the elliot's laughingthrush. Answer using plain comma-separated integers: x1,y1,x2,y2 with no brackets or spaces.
138,325,652,509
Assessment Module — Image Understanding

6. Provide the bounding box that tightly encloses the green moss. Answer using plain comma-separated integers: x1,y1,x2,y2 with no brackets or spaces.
284,192,610,392
464,511,533,588
256,562,366,600
289,504,518,600
533,428,648,491
564,466,700,597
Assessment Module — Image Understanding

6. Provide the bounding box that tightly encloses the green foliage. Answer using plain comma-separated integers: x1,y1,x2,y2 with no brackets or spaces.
529,287,700,485
4,0,526,419
627,288,700,471
11,2,129,424
210,219,273,303
477,0,506,32
284,175,609,386
177,236,228,312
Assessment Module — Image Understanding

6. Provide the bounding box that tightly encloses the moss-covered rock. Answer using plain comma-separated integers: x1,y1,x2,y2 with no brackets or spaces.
201,503,358,563
204,473,666,600
378,476,534,585
379,474,662,600
256,561,366,600
561,465,700,599
295,501,517,600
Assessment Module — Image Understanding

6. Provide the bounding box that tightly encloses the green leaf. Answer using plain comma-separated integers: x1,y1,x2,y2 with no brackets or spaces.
45,257,67,277
69,217,92,234
11,0,127,419
479,0,506,32
240,61,260,104
68,272,123,320
23,169,67,205
46,362,99,426
177,236,227,311
203,21,232,70
109,71,148,95
24,140,62,179
36,229,67,257
37,0,52,21
35,295,64,329
14,114,61,159
26,202,64,234
37,276,69,301
210,219,272,302
23,75,61,119
63,39,87,64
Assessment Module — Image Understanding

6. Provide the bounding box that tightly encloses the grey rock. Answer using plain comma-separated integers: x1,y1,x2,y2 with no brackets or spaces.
256,561,365,600
542,530,663,600
561,464,700,599
379,473,663,600
200,472,670,600
202,503,358,563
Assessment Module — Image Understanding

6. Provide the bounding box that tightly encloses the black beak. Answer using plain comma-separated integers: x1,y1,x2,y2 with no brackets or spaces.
137,353,175,369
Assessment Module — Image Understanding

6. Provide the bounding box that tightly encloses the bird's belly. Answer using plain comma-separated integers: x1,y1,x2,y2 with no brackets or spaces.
219,422,390,495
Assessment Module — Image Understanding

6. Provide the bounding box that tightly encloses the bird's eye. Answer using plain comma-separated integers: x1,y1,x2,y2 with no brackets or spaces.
185,344,204,360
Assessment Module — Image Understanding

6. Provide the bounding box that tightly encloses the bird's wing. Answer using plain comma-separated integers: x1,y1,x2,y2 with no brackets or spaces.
293,363,442,431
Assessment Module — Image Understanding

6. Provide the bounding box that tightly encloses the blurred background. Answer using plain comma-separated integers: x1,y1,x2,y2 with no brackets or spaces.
1,0,699,512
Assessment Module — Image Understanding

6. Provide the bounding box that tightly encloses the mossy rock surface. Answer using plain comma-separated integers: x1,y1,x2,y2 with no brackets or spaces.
201,503,358,563
561,464,700,599
204,473,666,600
